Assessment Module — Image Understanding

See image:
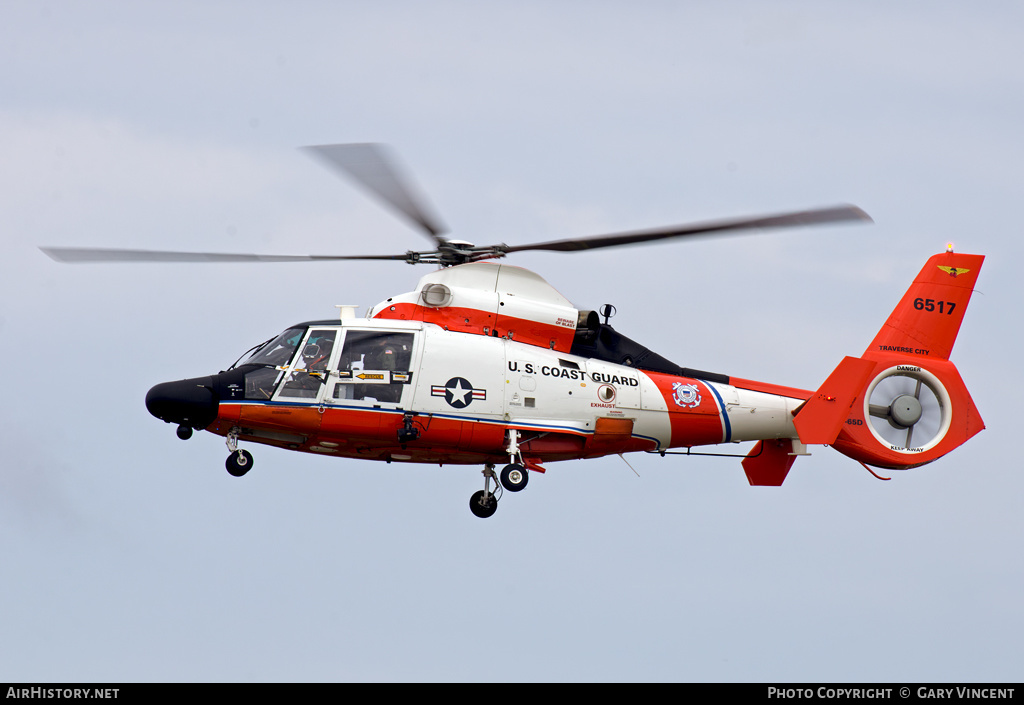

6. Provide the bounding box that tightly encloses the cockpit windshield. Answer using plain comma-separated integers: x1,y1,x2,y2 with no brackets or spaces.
242,327,305,367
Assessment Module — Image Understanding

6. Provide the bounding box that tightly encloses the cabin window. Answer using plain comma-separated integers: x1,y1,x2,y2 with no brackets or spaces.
332,330,415,404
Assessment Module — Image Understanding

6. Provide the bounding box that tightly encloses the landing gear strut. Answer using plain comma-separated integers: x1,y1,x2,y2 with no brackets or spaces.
469,464,499,518
468,431,536,516
499,428,529,492
224,427,253,477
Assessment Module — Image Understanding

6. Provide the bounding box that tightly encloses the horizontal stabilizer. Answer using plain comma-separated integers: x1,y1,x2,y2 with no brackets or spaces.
794,356,878,445
742,439,797,486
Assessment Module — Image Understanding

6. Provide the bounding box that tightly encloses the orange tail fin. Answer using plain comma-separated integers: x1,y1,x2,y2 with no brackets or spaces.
866,250,984,361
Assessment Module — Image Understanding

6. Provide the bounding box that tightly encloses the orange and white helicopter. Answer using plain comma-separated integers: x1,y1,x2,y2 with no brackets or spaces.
42,144,985,517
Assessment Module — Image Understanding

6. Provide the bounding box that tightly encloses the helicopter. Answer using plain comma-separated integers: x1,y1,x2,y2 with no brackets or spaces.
41,144,985,518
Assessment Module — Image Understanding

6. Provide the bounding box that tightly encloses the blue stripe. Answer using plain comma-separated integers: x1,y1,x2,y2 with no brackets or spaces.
705,383,732,443
633,432,663,452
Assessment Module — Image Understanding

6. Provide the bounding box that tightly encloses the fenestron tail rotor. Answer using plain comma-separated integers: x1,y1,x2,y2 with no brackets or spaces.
866,368,949,452
39,143,872,267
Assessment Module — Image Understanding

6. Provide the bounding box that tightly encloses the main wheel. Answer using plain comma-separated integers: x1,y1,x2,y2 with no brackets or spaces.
500,463,529,492
226,449,254,477
469,490,498,518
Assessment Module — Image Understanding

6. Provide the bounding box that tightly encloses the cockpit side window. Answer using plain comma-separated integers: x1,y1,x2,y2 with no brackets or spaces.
240,327,307,400
244,367,282,400
278,329,339,400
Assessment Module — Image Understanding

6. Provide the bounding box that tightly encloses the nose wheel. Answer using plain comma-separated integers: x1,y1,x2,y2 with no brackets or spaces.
226,449,254,477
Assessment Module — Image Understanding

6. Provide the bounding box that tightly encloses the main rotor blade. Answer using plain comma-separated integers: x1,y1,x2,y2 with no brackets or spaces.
502,204,872,254
39,247,411,263
303,143,448,246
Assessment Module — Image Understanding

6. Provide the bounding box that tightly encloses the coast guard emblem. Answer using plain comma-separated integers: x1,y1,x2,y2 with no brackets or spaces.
671,382,702,408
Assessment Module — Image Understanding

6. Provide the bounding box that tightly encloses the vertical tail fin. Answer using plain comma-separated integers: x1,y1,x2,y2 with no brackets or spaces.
866,250,984,361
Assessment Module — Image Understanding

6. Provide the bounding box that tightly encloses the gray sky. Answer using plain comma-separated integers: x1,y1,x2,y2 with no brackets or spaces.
2,1,1022,682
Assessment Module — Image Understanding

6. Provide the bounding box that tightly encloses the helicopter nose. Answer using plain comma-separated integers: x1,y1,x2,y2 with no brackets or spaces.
145,376,219,430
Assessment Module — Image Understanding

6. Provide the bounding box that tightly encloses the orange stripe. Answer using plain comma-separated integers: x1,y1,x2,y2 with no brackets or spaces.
374,302,576,352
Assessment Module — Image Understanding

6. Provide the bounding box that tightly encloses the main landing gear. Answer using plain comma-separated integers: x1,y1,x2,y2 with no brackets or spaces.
500,463,528,492
468,430,531,518
470,465,499,518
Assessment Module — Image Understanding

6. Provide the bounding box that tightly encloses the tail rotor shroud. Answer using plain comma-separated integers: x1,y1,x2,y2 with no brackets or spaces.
865,366,950,453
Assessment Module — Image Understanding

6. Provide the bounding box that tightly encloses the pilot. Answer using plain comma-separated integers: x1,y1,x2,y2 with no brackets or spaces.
305,335,334,373
290,335,334,393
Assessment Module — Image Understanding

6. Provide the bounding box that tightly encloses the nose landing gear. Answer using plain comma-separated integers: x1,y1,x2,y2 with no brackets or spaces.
224,427,253,477
226,449,254,477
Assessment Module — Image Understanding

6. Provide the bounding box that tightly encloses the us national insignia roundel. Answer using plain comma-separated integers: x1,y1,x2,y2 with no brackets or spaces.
431,377,487,409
